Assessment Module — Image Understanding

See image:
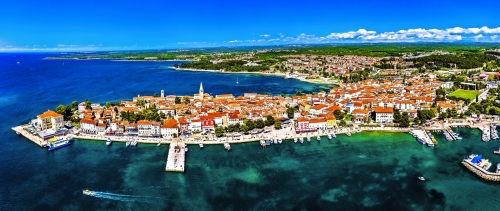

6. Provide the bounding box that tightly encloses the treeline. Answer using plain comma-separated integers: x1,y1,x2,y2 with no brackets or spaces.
180,59,269,72
410,54,498,69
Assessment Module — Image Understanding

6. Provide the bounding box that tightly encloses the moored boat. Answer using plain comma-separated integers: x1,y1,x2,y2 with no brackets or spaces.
327,134,332,140
185,145,188,152
199,142,204,148
278,138,282,144
224,142,231,151
48,137,73,151
294,137,298,143
126,140,131,147
316,136,320,141
418,177,425,181
106,138,112,146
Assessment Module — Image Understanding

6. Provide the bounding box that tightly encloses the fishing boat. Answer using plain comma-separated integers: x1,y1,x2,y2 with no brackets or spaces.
48,137,73,151
418,177,425,181
199,142,204,148
106,138,112,146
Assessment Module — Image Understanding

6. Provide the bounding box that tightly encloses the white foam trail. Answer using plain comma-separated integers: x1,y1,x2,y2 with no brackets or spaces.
85,191,165,205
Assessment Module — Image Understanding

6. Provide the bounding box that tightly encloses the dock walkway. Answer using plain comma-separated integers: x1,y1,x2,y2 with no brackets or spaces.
411,129,433,146
12,125,46,147
165,140,185,172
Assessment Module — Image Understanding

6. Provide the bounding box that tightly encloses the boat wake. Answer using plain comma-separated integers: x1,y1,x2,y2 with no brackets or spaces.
84,190,165,205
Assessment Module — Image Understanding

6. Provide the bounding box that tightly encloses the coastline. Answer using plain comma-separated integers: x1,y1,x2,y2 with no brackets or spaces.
174,67,341,85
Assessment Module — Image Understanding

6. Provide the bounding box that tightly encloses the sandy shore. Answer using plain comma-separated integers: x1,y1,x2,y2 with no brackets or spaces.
174,67,340,85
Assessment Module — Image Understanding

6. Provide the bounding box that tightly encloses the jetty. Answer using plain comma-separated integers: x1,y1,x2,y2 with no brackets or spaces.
12,125,47,147
409,129,434,147
479,125,491,142
165,140,185,172
462,154,500,182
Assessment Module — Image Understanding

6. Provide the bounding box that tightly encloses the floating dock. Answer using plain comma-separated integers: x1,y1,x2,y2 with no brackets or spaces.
165,140,185,172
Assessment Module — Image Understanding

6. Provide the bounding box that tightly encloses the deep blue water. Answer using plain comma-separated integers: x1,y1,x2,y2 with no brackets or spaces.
1,54,500,211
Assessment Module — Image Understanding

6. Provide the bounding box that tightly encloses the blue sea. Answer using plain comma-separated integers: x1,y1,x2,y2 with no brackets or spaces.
1,53,500,211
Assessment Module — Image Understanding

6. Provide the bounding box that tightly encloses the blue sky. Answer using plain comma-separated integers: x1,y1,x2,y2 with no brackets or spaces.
0,0,499,51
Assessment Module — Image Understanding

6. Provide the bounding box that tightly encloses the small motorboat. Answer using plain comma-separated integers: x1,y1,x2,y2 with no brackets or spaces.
157,141,161,147
199,142,204,148
185,145,188,152
106,138,112,146
126,140,131,147
16,131,21,135
418,177,425,181
83,189,92,195
294,137,298,143
316,136,321,141
278,138,282,144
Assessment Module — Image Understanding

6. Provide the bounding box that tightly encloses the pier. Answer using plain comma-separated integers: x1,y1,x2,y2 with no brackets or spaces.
410,129,434,146
165,139,185,172
12,125,48,147
462,156,500,182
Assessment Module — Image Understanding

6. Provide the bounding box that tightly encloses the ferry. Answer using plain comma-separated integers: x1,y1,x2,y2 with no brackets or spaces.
199,142,204,149
106,138,112,146
82,189,93,196
48,137,73,151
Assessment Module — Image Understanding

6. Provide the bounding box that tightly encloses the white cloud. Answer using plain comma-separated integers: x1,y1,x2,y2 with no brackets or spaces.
260,34,270,37
474,34,483,40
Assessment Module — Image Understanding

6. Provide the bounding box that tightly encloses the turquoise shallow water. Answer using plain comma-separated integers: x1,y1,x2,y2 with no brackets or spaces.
1,54,500,210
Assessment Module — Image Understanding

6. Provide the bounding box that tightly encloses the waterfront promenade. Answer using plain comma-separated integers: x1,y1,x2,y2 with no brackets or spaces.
165,140,185,172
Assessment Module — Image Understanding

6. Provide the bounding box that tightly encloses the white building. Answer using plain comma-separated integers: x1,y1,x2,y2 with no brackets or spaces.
160,119,178,138
375,107,394,123
36,110,64,131
137,120,153,137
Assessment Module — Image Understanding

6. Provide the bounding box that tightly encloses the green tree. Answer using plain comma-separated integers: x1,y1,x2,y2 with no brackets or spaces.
174,64,179,68
175,97,182,104
245,120,255,130
71,100,78,109
255,119,265,129
400,112,410,127
55,104,72,120
135,99,145,107
105,102,111,108
215,127,225,137
85,99,92,110
153,93,158,97
183,96,191,104
274,121,282,129
266,115,275,126
334,110,345,120
393,108,402,124
241,125,249,133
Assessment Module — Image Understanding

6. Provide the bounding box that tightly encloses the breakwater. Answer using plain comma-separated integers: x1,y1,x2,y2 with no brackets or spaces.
461,159,500,182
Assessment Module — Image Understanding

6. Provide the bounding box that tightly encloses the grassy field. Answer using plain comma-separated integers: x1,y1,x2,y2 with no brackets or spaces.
447,89,481,100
